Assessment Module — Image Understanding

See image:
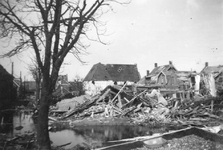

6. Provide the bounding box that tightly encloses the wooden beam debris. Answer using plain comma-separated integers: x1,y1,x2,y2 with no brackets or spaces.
111,82,127,103
122,90,147,109
49,83,223,129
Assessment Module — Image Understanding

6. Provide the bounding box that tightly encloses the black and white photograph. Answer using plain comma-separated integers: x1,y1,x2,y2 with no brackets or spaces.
0,0,223,149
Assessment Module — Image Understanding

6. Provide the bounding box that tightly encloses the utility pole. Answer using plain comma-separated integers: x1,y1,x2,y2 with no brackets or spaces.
24,76,26,97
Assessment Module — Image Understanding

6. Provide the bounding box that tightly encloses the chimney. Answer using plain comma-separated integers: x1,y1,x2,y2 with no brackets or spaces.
146,70,150,76
154,63,158,67
169,61,172,65
205,62,208,67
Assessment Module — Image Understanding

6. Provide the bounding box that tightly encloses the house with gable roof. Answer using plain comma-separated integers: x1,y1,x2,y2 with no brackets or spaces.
146,61,178,87
140,61,196,93
84,62,141,92
201,62,223,77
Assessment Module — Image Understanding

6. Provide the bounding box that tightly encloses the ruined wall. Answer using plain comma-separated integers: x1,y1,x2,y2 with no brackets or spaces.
216,72,223,95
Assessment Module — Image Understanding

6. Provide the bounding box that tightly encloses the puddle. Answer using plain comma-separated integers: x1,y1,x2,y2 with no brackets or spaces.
50,129,88,149
0,110,169,149
0,110,35,137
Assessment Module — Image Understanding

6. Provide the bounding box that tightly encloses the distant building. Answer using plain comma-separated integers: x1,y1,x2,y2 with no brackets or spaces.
200,62,223,76
139,61,196,93
200,62,223,96
24,81,36,95
53,74,71,98
0,64,17,107
145,61,178,87
175,71,197,90
84,63,141,92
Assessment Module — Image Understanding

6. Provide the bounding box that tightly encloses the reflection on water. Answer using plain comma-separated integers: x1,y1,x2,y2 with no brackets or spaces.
0,110,167,149
50,129,88,149
0,110,36,137
12,111,36,136
49,125,157,149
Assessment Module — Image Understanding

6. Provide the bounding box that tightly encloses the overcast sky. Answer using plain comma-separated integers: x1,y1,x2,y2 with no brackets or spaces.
0,0,223,81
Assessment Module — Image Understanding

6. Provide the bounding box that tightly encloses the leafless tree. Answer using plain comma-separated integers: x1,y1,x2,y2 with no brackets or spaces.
0,0,130,149
28,58,42,101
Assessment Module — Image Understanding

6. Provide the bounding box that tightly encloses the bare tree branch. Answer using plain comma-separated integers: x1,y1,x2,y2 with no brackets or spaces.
0,0,131,148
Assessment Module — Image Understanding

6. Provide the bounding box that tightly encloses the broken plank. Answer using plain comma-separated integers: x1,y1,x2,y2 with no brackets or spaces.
49,116,57,122
122,90,147,109
111,82,127,103
124,97,130,103
96,127,193,150
121,106,136,117
97,89,111,103
61,95,99,119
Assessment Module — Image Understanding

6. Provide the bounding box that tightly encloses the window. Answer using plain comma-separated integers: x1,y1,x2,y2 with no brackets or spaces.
118,67,122,72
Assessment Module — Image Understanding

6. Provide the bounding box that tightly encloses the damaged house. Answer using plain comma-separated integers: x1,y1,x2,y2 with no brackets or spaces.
142,61,196,89
138,61,197,100
84,63,141,94
52,62,223,137
56,63,141,112
145,61,178,88
175,71,197,91
200,62,223,96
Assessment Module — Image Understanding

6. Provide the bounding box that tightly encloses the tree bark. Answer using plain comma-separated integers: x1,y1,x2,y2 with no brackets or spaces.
36,81,40,101
36,83,51,150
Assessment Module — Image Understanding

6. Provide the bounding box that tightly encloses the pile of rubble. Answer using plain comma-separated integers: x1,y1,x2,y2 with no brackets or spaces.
50,83,223,127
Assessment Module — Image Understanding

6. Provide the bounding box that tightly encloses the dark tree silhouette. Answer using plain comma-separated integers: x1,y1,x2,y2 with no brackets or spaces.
0,0,130,149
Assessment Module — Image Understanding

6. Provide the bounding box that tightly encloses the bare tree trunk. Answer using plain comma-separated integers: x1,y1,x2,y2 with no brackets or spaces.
0,0,130,149
36,82,40,101
37,84,51,150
